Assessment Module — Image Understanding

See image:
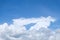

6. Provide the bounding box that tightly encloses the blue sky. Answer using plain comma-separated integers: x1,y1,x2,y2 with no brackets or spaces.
0,0,60,30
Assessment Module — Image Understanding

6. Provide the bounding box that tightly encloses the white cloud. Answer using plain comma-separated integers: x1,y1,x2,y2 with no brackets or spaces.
0,16,60,40
29,16,55,30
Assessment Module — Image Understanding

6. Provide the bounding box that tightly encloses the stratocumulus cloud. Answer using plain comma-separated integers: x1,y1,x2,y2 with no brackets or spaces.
0,16,60,40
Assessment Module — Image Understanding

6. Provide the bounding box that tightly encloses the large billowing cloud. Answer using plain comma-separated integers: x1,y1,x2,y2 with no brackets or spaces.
0,16,60,40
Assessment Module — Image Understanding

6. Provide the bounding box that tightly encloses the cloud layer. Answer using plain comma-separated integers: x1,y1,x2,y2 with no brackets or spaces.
0,16,60,40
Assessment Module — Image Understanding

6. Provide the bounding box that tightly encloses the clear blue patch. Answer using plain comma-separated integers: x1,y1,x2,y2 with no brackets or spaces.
25,23,36,30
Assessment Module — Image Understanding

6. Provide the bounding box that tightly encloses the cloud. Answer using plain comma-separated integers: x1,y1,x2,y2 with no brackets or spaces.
0,16,60,40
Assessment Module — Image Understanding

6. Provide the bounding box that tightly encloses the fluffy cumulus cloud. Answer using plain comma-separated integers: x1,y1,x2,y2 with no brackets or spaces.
0,16,60,40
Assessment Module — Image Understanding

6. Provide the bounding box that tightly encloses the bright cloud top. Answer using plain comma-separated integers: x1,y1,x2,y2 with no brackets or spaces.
13,16,55,30
0,16,60,40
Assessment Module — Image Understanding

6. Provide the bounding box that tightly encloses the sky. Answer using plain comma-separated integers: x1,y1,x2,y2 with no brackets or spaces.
0,0,60,30
0,0,60,40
